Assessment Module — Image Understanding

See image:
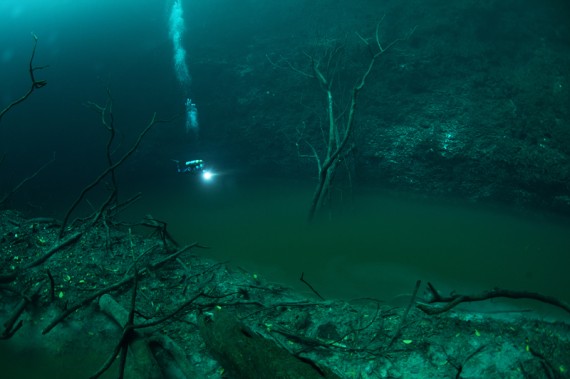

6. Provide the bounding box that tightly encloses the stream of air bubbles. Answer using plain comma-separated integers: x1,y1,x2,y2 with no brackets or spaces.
169,0,198,135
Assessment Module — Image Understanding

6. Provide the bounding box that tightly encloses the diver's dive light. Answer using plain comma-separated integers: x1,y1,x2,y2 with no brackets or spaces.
174,159,215,182
202,170,213,181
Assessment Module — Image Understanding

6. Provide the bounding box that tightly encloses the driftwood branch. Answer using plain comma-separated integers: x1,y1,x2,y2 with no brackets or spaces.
417,282,570,316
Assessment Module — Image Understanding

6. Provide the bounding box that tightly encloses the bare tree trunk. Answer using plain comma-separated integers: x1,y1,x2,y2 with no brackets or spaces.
306,20,415,222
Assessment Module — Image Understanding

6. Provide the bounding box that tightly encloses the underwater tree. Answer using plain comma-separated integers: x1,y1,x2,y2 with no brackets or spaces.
289,18,415,221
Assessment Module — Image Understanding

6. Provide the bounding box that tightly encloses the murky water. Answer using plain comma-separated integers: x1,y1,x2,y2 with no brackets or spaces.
130,176,570,312
3,175,569,377
0,340,116,379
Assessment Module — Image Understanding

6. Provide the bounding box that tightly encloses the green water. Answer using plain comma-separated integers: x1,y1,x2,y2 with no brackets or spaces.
133,177,570,309
0,342,117,379
2,177,569,377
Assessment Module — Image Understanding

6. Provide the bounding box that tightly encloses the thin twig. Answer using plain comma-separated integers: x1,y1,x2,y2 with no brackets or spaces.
385,280,421,349
0,152,56,207
0,33,48,124
59,112,159,237
300,272,325,300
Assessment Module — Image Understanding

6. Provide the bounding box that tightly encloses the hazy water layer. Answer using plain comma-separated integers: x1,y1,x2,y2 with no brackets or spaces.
130,177,570,309
3,177,569,377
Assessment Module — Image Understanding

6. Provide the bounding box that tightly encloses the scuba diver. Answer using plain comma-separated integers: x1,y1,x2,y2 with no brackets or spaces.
173,159,213,180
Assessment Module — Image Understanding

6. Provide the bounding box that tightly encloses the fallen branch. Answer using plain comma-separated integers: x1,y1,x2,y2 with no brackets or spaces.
42,243,202,334
1,282,43,339
417,282,570,316
59,110,159,237
140,214,180,249
0,231,81,284
25,231,83,269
